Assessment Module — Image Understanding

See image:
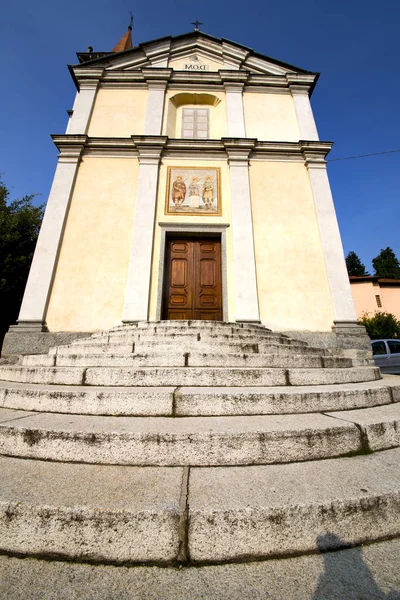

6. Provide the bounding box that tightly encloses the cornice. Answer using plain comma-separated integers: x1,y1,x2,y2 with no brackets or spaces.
70,64,317,95
50,135,333,162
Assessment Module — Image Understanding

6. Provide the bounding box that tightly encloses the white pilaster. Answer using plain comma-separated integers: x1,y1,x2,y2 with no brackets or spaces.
66,81,99,135
122,140,166,322
18,141,85,326
224,83,246,138
225,145,260,322
144,82,167,135
290,85,319,141
305,153,357,322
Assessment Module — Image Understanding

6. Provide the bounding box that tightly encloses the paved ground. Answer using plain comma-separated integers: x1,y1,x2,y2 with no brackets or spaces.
1,539,399,600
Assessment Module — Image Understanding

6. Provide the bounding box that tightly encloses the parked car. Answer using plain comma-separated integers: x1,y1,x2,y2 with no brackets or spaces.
371,339,400,374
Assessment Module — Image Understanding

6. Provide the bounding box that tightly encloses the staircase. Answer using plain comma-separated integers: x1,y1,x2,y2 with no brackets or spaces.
0,320,399,568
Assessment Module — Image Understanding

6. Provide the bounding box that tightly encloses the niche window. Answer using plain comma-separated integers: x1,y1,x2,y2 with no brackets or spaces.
182,108,209,139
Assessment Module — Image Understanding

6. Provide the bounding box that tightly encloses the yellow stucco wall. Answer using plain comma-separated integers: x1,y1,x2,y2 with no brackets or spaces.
87,89,148,137
46,157,139,331
250,161,334,331
162,91,228,138
148,159,235,321
244,93,300,142
351,281,400,320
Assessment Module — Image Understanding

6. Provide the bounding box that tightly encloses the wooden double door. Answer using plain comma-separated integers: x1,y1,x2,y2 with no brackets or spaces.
163,237,222,321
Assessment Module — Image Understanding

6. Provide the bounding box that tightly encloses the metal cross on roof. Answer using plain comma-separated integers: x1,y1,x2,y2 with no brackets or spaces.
192,20,203,31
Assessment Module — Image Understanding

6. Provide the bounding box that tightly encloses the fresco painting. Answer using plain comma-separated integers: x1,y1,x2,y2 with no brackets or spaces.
165,167,221,215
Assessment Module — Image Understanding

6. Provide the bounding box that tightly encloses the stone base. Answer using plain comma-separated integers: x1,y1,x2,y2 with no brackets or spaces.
282,322,372,359
1,325,91,358
2,321,372,359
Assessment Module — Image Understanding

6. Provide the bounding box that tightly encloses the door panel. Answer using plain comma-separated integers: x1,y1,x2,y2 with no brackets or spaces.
164,237,222,321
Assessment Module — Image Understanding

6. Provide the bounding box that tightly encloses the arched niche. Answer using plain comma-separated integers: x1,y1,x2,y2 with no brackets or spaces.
170,93,221,108
165,93,222,138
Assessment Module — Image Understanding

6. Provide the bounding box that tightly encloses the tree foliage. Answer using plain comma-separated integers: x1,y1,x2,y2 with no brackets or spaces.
0,179,44,346
345,251,369,276
372,247,400,279
359,311,400,340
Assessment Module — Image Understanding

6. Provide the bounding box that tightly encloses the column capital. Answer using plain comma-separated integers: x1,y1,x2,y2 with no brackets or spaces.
219,70,249,86
301,142,333,168
51,135,87,163
141,68,172,83
146,80,168,91
302,151,328,170
222,82,245,93
289,84,310,97
286,73,317,91
71,68,105,91
132,136,168,164
222,139,257,164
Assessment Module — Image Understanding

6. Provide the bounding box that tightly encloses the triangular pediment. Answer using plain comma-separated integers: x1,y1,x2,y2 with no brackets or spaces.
73,31,313,77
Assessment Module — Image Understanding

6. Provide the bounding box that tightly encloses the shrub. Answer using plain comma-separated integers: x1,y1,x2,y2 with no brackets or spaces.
359,311,400,340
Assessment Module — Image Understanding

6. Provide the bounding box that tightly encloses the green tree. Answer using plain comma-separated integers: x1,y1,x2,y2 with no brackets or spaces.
0,179,44,347
359,311,400,340
372,247,400,279
345,251,369,276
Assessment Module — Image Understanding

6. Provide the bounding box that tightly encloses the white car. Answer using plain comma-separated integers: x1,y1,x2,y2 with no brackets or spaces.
371,339,400,374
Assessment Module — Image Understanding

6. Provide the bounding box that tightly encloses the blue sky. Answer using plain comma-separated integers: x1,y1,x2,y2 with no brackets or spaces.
1,0,399,273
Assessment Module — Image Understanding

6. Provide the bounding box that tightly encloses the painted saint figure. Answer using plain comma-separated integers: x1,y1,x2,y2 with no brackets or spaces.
202,176,214,210
189,176,201,208
171,176,186,208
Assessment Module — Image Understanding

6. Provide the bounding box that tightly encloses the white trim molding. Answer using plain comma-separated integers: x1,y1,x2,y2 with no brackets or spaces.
305,152,357,323
18,139,86,328
223,81,246,138
224,141,260,323
66,76,102,135
122,138,167,322
290,85,319,141
156,223,230,321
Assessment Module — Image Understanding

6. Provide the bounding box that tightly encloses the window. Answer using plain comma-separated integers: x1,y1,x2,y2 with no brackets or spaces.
388,340,400,354
375,295,382,307
182,108,209,139
372,341,387,355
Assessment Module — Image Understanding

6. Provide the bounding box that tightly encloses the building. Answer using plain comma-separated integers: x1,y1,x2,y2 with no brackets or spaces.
350,275,400,320
3,27,366,355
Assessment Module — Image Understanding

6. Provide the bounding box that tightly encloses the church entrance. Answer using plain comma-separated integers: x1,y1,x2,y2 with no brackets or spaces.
162,236,222,321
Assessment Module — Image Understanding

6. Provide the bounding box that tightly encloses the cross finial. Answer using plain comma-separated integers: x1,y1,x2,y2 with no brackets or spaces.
192,20,203,31
128,11,134,31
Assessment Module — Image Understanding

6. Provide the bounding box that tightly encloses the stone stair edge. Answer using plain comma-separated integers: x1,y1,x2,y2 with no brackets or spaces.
1,448,400,565
0,377,398,416
0,402,399,466
0,365,380,388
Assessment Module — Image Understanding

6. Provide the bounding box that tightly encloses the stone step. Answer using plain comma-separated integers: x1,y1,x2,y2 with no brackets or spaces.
0,407,366,466
105,321,276,336
88,330,306,345
0,365,380,387
64,339,323,356
1,449,400,564
20,352,352,369
1,538,399,599
188,447,400,563
1,404,399,466
1,378,398,416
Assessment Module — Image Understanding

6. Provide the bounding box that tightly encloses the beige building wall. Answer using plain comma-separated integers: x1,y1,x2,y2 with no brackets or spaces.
46,157,139,331
243,93,300,141
350,281,400,320
250,161,334,331
148,159,235,321
87,89,148,137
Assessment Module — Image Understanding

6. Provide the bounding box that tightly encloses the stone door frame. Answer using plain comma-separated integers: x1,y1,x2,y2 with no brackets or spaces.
156,222,230,322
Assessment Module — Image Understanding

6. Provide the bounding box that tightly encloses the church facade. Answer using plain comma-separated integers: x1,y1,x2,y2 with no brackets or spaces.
3,30,365,354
